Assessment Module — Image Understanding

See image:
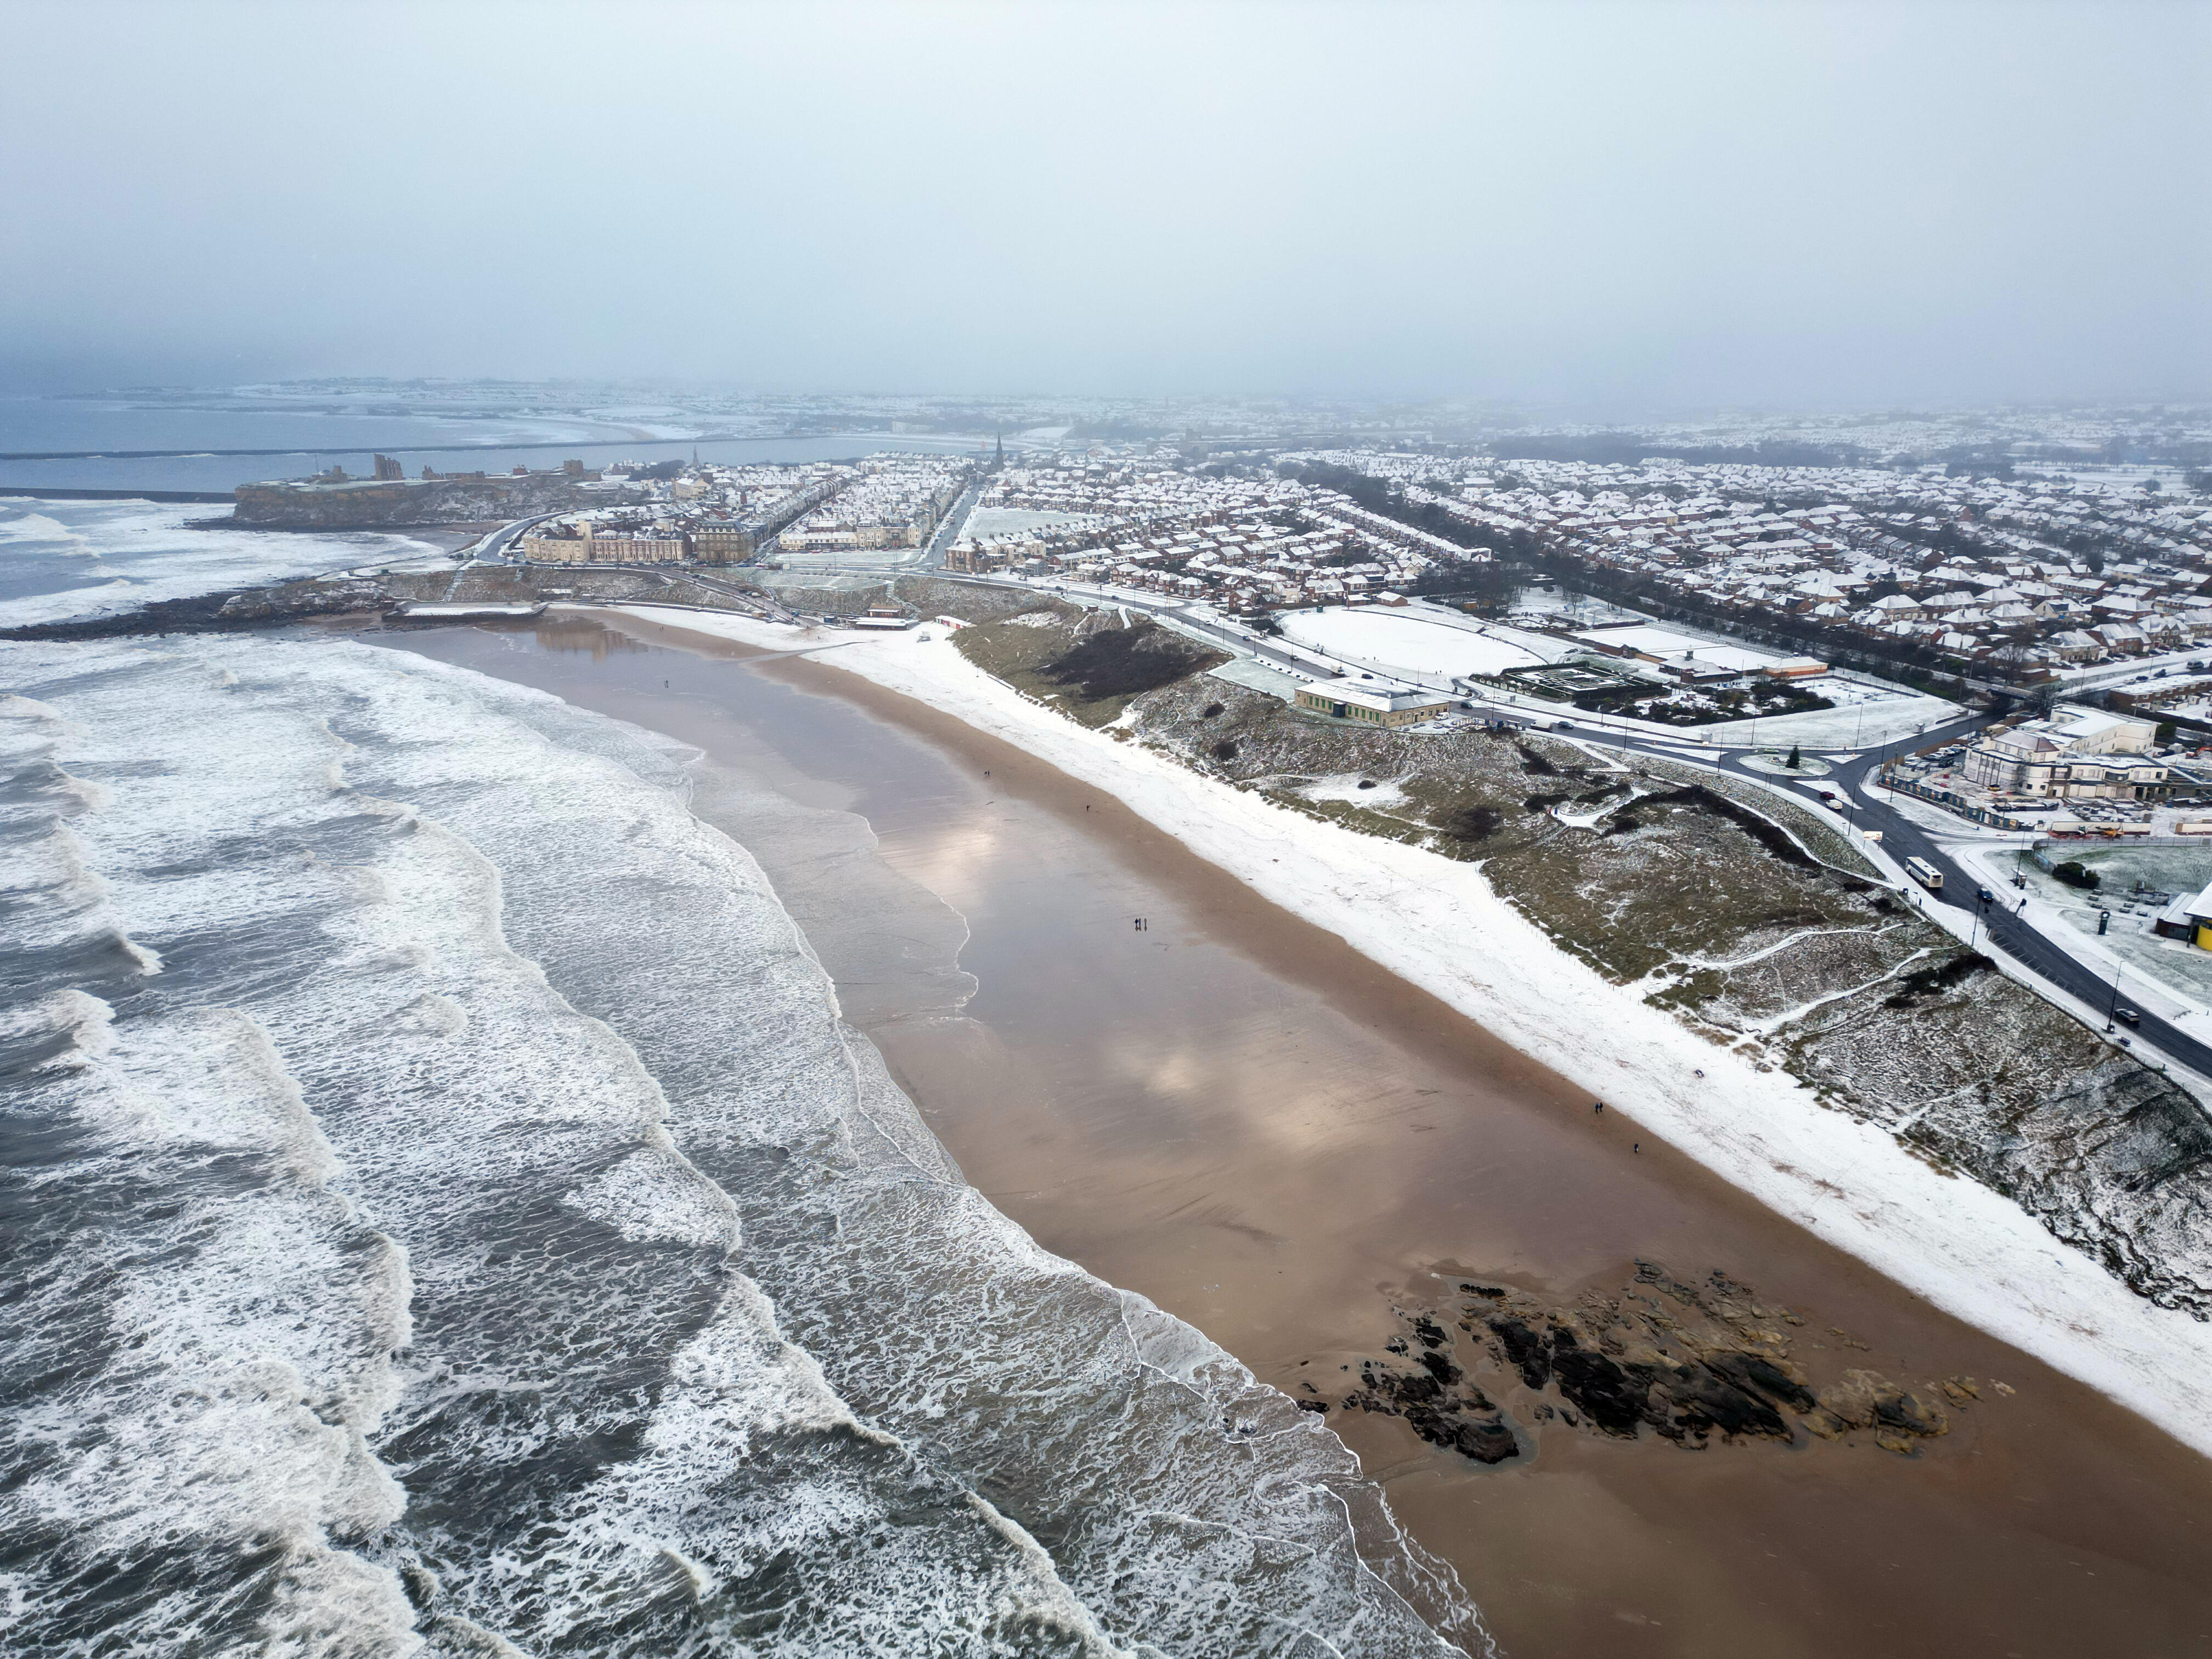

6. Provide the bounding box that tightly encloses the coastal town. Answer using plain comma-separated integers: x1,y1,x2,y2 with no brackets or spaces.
218,392,2212,690
58,396,2212,1075
13,3,2210,1653
219,405,2212,773
200,403,2212,1081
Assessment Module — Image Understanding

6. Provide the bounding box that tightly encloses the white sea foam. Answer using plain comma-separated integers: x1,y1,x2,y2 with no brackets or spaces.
0,988,116,1071
563,1144,743,1250
0,512,83,546
1,998,418,1658
0,499,446,628
0,633,1481,1657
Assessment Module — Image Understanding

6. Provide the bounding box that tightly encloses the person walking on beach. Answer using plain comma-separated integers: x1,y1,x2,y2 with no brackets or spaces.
1593,1100,1603,1115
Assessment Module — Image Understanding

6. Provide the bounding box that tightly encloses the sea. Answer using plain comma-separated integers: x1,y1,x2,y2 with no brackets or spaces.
0,499,450,628
0,393,990,499
0,502,1483,1652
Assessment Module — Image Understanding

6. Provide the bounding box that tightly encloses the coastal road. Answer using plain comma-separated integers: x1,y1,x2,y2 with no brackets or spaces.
1561,711,2212,1076
1823,729,2212,1076
898,571,2210,1072
476,513,563,561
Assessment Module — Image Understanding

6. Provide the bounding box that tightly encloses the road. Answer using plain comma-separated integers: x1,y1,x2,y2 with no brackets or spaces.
1565,710,2212,1077
922,482,983,570
474,548,2204,1080
475,512,564,561
1824,729,2212,1076
990,575,2207,1074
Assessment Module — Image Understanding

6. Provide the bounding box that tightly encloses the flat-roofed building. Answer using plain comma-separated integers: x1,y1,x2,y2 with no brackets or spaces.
1294,676,1448,727
2155,881,2212,950
1764,656,1831,679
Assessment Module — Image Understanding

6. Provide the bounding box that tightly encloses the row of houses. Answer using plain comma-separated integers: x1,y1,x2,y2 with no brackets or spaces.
777,456,969,552
516,462,854,564
1281,446,2212,678
945,462,1482,608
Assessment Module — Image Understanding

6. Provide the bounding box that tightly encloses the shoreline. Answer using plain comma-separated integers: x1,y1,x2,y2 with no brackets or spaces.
380,608,2212,1657
585,600,2212,1462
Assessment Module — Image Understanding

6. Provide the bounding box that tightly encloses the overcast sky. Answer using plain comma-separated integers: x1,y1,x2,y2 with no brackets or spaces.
4,0,2204,411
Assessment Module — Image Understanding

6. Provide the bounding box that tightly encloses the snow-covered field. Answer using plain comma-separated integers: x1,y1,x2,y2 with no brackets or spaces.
1277,606,1555,682
606,602,2212,1460
1683,685,1962,748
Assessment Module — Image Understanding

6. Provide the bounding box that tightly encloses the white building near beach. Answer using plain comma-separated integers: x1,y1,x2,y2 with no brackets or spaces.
1294,676,1449,727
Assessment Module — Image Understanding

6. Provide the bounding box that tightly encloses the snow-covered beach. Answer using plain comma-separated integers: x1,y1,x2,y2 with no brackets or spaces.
604,602,2212,1460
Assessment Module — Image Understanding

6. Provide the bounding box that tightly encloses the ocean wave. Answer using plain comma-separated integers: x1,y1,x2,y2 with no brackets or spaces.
0,500,444,628
0,997,417,1659
0,634,1486,1657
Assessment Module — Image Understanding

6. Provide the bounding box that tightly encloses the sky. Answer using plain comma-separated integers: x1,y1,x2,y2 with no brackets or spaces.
3,0,2205,412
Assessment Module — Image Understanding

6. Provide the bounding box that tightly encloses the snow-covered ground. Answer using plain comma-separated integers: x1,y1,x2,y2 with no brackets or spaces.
1949,840,2212,1043
1683,683,1961,748
602,601,2212,1460
991,576,1957,749
1298,772,1412,809
1276,606,1555,683
1504,583,1640,628
772,543,930,572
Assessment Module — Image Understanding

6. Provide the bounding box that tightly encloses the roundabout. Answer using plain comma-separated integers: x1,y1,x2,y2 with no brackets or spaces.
1739,748,1835,778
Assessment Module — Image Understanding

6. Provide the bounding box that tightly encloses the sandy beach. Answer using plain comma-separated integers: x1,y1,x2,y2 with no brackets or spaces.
383,612,2212,1658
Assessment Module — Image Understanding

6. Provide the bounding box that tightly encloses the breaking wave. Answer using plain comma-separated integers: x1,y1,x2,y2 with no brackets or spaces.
0,498,444,629
0,636,1486,1656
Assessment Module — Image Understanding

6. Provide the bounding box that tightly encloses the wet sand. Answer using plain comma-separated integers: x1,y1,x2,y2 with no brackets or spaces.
384,613,2212,1659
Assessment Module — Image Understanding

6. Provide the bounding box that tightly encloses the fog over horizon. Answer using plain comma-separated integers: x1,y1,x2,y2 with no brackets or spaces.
4,0,2204,415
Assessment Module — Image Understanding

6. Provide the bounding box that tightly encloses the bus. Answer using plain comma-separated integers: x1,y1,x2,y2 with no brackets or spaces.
1904,857,1944,893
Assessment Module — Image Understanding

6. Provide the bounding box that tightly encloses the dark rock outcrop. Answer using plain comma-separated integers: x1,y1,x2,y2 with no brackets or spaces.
1329,1262,1973,1464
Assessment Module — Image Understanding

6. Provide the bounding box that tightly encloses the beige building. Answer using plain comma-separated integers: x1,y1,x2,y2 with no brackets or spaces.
520,522,690,565
1963,708,2164,799
691,524,755,563
583,532,688,564
1294,676,1448,728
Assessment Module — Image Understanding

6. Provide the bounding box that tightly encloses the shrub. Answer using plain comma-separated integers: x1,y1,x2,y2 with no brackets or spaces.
1042,621,1221,700
1440,805,1505,842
